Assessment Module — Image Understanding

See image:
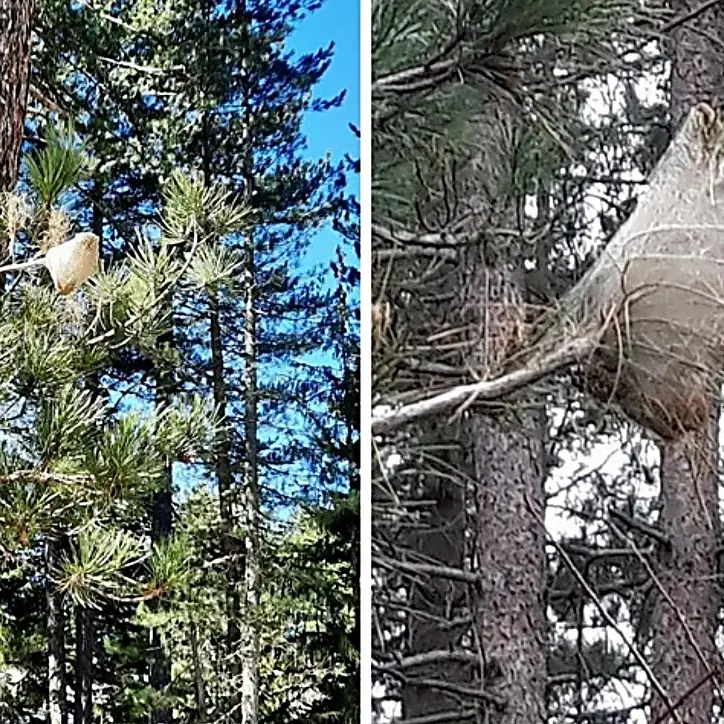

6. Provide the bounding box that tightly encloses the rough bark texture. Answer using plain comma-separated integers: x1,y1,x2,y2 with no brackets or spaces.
649,417,719,723
393,100,547,722
669,0,724,129
648,3,724,721
465,265,547,724
0,0,33,192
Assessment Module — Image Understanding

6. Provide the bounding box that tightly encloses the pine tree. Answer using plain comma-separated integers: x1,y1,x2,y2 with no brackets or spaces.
372,0,657,721
0,123,245,721
19,1,358,721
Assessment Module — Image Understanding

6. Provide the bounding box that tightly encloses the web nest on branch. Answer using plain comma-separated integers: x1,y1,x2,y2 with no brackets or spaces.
535,103,724,440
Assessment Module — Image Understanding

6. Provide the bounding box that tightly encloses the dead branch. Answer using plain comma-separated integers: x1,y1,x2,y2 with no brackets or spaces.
372,333,597,435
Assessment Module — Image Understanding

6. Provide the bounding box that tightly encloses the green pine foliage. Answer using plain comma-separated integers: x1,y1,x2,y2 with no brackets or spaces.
0,0,359,721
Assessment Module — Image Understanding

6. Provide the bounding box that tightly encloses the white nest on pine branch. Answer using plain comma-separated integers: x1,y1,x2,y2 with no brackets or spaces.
374,103,724,438
0,232,99,296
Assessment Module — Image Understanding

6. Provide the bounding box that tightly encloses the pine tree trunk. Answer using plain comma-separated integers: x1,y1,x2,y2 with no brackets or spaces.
649,423,719,723
73,607,93,724
47,539,66,724
395,101,549,721
150,464,173,724
209,289,243,721
240,230,260,724
396,255,469,719
189,622,208,723
0,0,33,192
149,276,176,724
649,4,724,721
465,265,547,724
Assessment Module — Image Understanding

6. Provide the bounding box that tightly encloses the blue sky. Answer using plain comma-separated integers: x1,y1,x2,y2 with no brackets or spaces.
254,4,360,510
290,1,361,273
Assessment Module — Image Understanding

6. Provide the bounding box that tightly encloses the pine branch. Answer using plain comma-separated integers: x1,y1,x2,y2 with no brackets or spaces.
372,334,598,435
0,470,94,486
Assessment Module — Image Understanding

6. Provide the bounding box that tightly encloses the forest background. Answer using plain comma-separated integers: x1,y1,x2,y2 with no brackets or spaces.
0,1,360,723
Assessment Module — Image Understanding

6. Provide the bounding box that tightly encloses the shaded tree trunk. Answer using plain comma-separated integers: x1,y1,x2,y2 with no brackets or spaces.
400,428,469,721
189,623,208,723
151,326,175,723
649,4,724,721
465,264,547,724
0,0,33,192
73,607,93,724
150,462,173,724
650,423,719,723
47,539,67,724
209,288,243,722
397,100,548,722
396,253,471,721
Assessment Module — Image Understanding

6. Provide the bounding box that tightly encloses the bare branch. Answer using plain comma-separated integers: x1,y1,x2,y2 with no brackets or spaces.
373,555,479,584
372,334,598,435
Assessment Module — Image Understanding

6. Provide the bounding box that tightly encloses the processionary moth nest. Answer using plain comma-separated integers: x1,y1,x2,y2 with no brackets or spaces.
537,103,724,439
44,232,99,295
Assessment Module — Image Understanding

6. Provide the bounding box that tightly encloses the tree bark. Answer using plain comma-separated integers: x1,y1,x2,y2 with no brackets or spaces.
240,227,260,724
390,232,471,722
649,420,719,723
73,607,93,724
209,288,243,721
648,3,724,721
189,622,208,723
148,184,181,719
150,462,173,724
400,424,470,721
47,539,67,724
465,265,547,724
0,0,33,192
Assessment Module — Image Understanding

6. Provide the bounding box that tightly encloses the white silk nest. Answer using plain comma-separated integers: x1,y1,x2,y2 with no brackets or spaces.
537,103,724,439
44,232,99,296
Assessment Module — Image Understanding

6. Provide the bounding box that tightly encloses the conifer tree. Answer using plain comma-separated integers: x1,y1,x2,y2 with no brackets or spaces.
9,1,360,721
372,0,656,721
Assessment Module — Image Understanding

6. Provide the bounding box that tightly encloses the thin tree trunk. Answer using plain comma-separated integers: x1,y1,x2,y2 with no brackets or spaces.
47,539,66,724
209,288,243,720
73,607,93,724
400,445,469,720
649,3,724,721
240,228,260,724
148,153,181,717
150,462,173,724
189,622,207,723
0,0,33,192
236,1,259,717
395,260,469,718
